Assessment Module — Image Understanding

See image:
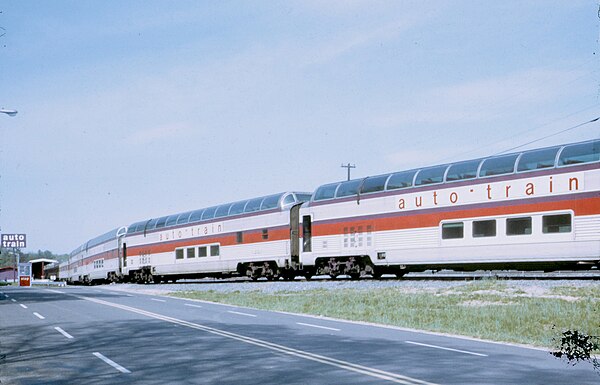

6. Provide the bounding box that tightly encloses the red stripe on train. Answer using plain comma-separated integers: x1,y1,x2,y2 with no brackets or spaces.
312,196,600,236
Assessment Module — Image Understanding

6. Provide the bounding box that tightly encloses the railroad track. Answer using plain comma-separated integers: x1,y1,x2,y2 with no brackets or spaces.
141,269,600,285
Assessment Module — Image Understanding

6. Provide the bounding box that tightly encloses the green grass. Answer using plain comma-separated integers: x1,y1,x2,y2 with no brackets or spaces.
171,282,599,349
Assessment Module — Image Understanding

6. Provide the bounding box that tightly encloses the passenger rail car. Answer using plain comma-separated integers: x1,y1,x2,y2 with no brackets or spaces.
299,139,600,278
122,191,312,283
62,139,600,284
65,227,126,284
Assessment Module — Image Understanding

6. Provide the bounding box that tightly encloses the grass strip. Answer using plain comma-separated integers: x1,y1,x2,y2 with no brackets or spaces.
171,281,599,349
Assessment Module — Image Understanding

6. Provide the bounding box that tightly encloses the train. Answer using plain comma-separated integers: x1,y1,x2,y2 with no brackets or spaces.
53,138,600,284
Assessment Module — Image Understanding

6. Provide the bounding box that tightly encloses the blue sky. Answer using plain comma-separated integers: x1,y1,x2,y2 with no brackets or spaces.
1,1,599,253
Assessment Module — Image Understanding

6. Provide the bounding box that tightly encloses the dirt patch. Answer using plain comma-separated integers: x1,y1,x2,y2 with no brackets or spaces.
460,300,513,307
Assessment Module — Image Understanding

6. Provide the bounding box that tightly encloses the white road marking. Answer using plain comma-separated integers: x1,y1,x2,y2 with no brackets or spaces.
151,298,166,302
10,299,16,302
92,352,131,374
4,294,9,298
227,310,257,317
77,295,436,385
45,289,65,294
404,341,488,357
20,304,27,309
124,294,135,297
184,303,203,308
297,322,341,331
33,312,45,320
54,327,74,339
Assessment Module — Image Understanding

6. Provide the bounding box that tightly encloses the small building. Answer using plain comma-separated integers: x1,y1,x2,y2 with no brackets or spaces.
28,258,58,280
0,266,17,282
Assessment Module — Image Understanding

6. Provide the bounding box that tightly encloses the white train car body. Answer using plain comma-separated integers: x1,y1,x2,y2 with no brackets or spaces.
64,228,125,284
64,139,599,283
299,139,600,277
122,192,311,282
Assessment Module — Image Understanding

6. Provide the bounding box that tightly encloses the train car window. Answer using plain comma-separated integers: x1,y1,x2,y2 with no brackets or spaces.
144,218,158,232
506,217,532,235
128,221,145,234
415,165,448,186
202,206,217,220
283,194,295,205
188,209,205,223
314,183,339,201
229,201,247,216
542,214,572,233
155,216,169,229
479,154,518,177
336,179,362,198
198,246,207,257
473,219,496,237
361,174,389,194
442,222,464,239
517,147,560,172
165,215,179,227
210,245,220,256
295,193,313,203
261,194,280,210
386,171,416,190
445,160,480,182
262,229,268,240
214,203,233,218
187,247,196,258
175,249,184,259
236,231,243,244
244,197,263,213
558,140,600,166
176,211,193,225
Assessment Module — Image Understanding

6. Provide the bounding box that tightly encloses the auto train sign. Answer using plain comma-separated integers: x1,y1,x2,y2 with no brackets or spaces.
1,234,27,248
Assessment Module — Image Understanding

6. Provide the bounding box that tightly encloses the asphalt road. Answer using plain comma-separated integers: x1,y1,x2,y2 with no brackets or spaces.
0,286,597,384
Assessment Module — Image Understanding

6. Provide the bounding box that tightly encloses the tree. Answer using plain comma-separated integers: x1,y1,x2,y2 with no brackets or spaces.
552,326,600,375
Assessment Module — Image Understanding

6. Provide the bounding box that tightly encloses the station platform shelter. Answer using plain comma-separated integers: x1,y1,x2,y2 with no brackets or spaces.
28,258,58,280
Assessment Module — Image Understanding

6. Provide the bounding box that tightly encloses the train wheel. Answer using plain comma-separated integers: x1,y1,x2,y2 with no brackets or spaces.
246,267,257,281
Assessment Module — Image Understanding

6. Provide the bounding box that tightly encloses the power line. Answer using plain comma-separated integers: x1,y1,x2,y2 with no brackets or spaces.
433,103,600,164
495,116,600,155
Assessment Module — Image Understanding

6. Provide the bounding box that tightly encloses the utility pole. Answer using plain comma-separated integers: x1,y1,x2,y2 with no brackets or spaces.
341,163,356,181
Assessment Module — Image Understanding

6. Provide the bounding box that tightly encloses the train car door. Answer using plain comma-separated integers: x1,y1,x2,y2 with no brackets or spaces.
302,215,312,252
289,203,302,265
121,243,127,269
116,227,128,275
